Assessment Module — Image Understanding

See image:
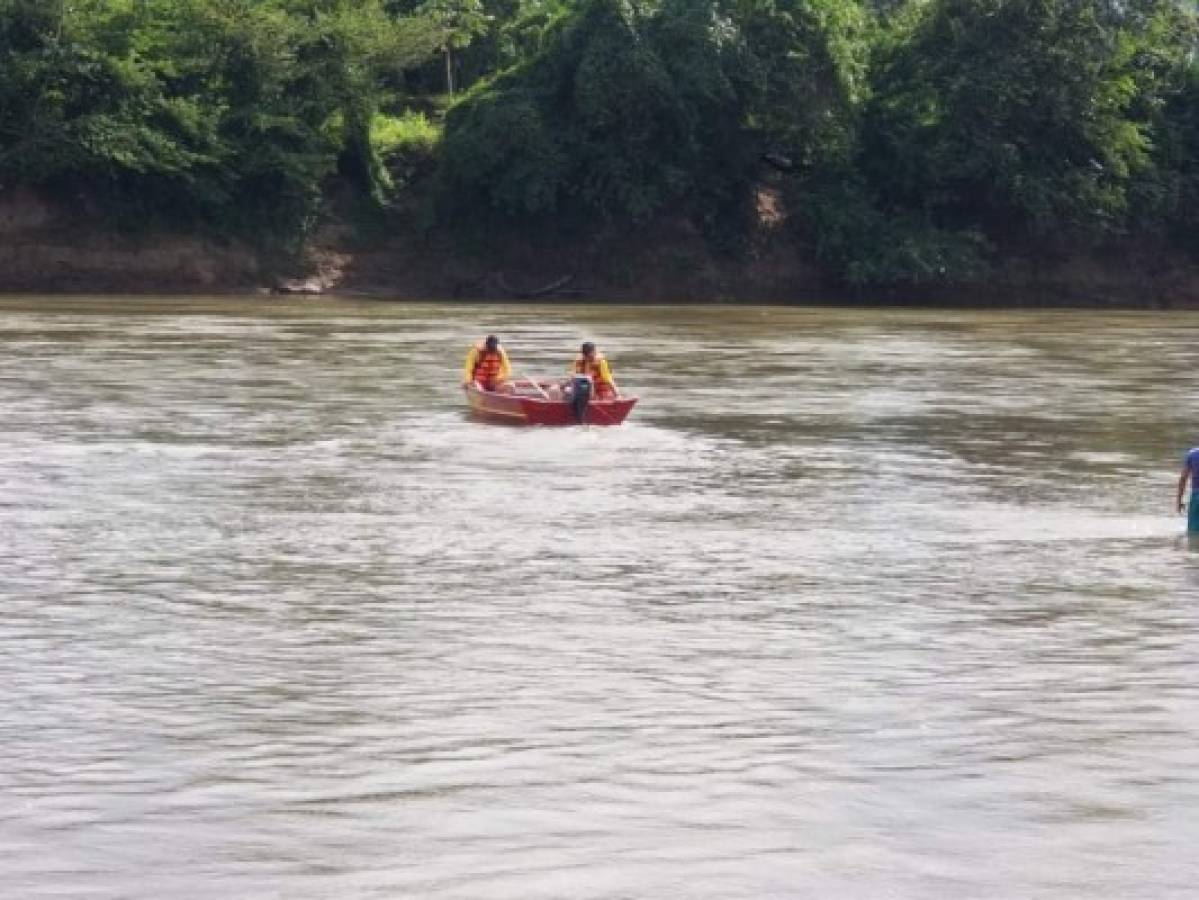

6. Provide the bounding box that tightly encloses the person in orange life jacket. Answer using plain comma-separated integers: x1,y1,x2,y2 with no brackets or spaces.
567,341,617,399
463,334,512,391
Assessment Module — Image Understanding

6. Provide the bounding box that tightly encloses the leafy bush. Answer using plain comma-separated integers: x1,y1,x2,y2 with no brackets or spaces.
439,0,760,230
858,0,1191,241
0,0,440,246
802,173,991,285
374,110,444,189
440,86,567,216
5,0,1199,284
374,111,442,156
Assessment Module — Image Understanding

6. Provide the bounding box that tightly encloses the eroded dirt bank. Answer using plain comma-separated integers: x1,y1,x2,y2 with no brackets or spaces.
3,187,1198,306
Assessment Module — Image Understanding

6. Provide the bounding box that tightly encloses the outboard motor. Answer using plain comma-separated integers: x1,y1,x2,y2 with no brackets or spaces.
569,374,593,423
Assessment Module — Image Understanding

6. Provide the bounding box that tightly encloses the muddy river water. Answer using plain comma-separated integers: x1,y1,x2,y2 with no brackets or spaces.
2,297,1197,898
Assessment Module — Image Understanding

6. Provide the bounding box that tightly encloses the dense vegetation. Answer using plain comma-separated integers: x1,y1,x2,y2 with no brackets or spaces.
2,0,1197,282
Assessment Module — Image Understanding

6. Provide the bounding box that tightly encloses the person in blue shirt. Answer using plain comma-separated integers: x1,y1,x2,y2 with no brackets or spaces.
1176,447,1199,532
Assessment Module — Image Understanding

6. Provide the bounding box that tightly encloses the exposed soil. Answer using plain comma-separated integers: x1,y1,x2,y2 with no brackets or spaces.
0,188,263,293
3,185,1198,307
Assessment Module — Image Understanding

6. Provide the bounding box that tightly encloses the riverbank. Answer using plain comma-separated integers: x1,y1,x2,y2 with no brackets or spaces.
4,186,1198,306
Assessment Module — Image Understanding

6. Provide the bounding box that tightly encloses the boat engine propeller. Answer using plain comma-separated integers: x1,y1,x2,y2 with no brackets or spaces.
569,374,593,423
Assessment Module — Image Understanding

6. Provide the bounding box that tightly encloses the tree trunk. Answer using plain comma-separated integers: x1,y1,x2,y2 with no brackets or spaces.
445,46,455,95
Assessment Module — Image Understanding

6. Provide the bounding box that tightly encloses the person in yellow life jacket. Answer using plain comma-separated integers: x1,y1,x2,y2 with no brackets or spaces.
568,341,617,399
463,334,512,391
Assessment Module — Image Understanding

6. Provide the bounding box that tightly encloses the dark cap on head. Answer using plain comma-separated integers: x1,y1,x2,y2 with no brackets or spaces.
484,334,499,350
581,341,596,355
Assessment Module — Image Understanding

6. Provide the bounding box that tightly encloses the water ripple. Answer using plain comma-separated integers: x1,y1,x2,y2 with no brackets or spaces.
1,299,1198,898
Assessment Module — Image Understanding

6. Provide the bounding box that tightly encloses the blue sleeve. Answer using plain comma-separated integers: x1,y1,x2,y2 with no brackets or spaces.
1187,449,1199,471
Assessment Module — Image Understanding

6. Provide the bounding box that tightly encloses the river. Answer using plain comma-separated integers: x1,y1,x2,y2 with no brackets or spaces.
2,297,1197,899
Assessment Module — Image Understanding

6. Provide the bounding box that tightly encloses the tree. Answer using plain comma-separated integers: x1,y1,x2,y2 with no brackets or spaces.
733,0,868,171
0,0,441,238
285,0,442,201
1140,56,1199,256
418,0,490,94
786,0,1199,286
859,0,1189,239
440,0,764,231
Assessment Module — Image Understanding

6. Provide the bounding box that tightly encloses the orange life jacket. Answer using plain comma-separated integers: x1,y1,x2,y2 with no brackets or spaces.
473,346,504,387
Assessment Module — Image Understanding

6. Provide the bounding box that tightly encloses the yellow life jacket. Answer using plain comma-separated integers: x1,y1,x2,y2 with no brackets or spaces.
572,354,611,388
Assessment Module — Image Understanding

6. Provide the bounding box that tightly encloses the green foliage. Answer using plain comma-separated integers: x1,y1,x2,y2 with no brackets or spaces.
418,0,491,52
802,172,991,284
438,0,873,250
496,0,575,62
1133,43,1199,256
374,110,442,155
440,86,567,215
1157,68,1199,255
0,0,441,245
788,0,1199,285
374,110,443,187
440,0,762,232
859,0,1190,238
3,0,1199,283
734,0,869,168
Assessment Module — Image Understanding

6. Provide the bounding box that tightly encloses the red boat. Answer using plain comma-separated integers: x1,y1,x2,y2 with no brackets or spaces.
464,377,637,426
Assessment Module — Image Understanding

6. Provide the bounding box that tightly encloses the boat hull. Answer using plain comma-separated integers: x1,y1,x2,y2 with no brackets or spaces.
464,383,636,426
